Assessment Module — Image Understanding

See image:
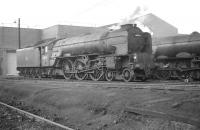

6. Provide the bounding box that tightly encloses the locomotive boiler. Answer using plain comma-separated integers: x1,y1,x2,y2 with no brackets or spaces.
153,32,200,80
17,24,153,82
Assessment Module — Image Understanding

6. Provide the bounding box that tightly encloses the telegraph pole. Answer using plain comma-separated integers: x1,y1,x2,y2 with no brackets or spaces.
18,18,21,49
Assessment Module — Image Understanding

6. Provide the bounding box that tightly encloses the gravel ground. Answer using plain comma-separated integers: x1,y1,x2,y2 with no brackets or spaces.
0,78,200,130
0,98,197,130
0,96,76,130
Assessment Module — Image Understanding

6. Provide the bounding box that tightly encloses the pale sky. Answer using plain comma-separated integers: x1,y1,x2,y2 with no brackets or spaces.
0,0,200,34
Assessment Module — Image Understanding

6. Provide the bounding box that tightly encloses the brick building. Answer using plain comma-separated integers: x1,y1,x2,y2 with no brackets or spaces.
42,25,106,39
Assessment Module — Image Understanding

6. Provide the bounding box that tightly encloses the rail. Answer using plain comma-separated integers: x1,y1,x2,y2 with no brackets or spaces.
0,101,74,130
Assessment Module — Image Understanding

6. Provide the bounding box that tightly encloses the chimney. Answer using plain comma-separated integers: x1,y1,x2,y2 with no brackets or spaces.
120,24,133,31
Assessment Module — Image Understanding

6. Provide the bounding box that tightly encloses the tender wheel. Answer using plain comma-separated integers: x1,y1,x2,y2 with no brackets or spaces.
122,68,134,82
30,68,35,78
62,59,73,79
155,69,170,80
89,67,104,81
74,60,87,80
36,68,42,79
31,68,36,78
105,70,115,81
25,68,30,77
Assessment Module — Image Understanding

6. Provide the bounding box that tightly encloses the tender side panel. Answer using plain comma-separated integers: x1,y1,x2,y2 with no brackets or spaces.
17,47,40,68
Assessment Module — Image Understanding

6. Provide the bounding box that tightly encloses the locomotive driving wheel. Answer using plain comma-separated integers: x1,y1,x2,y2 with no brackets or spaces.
24,68,29,77
105,70,115,81
89,67,104,81
74,60,87,80
122,68,134,82
62,59,73,79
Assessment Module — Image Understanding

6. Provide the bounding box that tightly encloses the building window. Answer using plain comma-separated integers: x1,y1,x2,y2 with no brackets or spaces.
45,46,48,53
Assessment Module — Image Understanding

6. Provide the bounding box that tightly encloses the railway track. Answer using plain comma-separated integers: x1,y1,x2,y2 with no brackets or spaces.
0,101,74,130
1,75,190,84
3,76,200,91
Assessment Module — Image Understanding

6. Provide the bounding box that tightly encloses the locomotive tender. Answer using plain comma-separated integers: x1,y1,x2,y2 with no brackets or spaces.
17,24,153,82
153,32,200,80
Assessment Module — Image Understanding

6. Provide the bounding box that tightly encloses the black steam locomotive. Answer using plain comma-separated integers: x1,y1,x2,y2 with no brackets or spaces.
17,24,153,82
153,32,200,81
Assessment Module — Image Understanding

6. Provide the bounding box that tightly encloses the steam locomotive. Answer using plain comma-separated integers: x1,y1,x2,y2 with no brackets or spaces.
17,24,153,82
153,32,200,81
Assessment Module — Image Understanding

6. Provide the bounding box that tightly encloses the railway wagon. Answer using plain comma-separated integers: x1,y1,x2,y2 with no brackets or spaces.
153,32,200,80
17,24,153,82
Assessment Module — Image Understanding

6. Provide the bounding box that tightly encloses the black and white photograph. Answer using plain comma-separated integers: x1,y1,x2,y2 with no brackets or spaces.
0,0,200,129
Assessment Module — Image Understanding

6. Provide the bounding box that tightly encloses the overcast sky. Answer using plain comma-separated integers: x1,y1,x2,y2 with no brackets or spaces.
0,0,199,34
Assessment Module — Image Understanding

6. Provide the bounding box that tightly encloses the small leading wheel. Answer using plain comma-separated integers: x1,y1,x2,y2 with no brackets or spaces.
155,69,170,80
122,68,134,82
23,69,27,77
74,60,87,80
105,70,115,81
62,59,73,80
30,68,36,78
89,67,104,81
